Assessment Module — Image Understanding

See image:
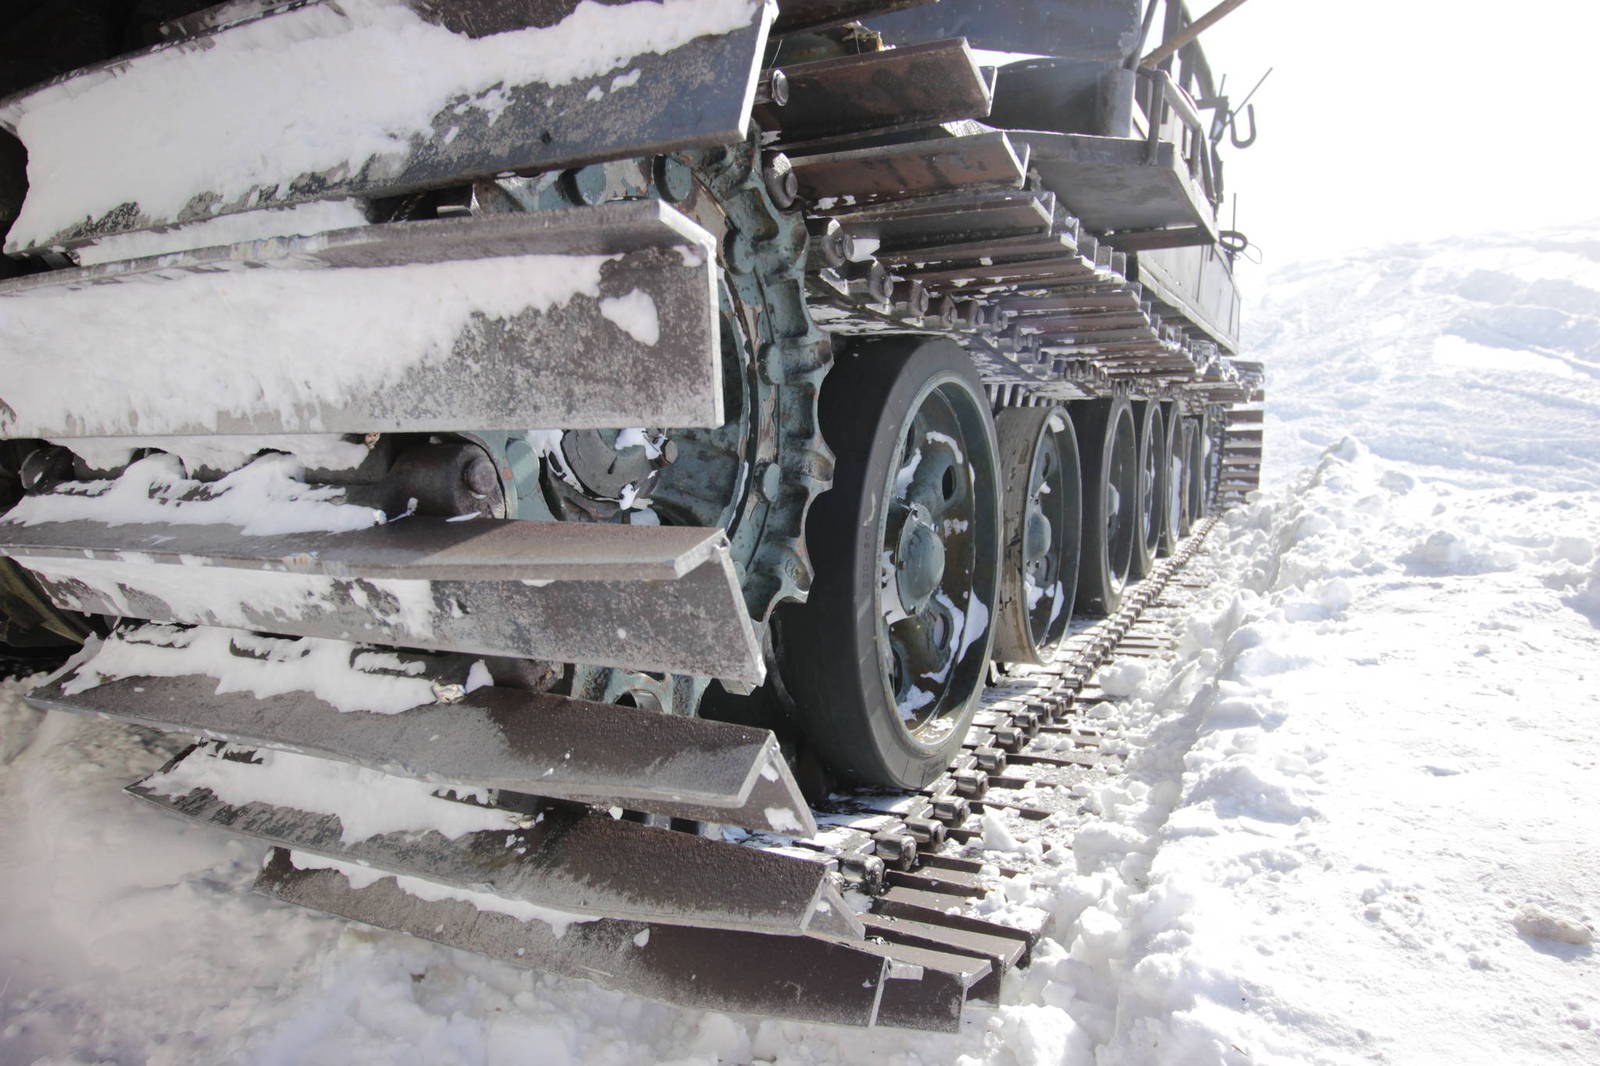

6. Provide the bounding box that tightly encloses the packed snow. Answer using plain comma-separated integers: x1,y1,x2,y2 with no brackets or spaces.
1,453,383,535
12,556,441,648
69,201,371,267
145,745,518,847
60,625,447,717
286,852,598,937
2,228,1598,1064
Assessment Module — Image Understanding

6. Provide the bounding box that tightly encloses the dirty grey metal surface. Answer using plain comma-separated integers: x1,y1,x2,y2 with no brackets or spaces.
1015,131,1216,239
0,517,733,581
765,39,992,146
131,756,845,934
0,204,722,436
826,187,1055,249
34,631,807,830
256,848,897,1027
789,131,1028,204
987,57,1134,139
772,0,935,34
2,519,766,684
869,0,1143,62
874,230,1078,267
0,0,773,252
1134,240,1242,351
865,939,989,1031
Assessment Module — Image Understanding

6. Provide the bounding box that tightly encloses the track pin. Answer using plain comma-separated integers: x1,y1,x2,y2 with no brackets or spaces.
872,832,919,871
836,852,887,895
904,817,947,849
951,769,989,799
990,726,1025,753
971,746,1008,773
925,793,971,825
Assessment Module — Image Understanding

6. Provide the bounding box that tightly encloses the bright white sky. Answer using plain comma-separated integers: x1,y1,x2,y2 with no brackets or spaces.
1190,0,1600,269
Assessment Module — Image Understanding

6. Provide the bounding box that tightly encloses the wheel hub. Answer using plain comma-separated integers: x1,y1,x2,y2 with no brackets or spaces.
1024,504,1052,564
895,507,946,613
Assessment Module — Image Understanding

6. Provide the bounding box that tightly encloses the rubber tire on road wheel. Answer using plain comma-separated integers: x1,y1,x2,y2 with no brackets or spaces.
1199,410,1219,513
992,405,1081,664
1182,415,1205,532
1072,397,1138,616
774,336,1001,790
1157,401,1183,556
1130,400,1166,580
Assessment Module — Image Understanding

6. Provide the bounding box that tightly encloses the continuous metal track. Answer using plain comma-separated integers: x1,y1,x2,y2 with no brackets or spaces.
0,0,1262,1034
740,515,1225,1028
595,512,1216,1024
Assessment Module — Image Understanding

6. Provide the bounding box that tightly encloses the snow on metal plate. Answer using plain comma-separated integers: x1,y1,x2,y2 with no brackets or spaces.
0,0,776,253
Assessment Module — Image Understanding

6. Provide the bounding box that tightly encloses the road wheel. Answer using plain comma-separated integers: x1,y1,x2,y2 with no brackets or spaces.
993,406,1081,664
1130,400,1167,579
1072,397,1137,615
1183,415,1205,530
1157,401,1183,556
775,336,1001,789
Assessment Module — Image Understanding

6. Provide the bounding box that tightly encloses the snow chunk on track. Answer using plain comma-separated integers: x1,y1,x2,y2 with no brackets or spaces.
3,453,382,535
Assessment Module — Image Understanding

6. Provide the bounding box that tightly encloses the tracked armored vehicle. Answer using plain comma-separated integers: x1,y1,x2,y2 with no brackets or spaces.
0,0,1264,1029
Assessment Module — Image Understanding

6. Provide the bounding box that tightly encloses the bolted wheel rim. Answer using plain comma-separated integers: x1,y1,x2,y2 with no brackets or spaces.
1184,418,1205,532
994,407,1081,662
1104,405,1139,594
1139,411,1162,554
875,377,999,745
1139,422,1164,544
1130,401,1165,580
1160,404,1183,553
772,336,999,789
1023,430,1071,645
1070,397,1137,615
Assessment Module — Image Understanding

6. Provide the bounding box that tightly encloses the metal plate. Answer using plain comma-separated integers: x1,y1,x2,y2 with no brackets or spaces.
868,0,1143,63
132,753,842,932
0,203,721,437
1,519,765,684
35,626,806,830
864,940,989,1031
789,131,1026,203
1017,131,1217,239
827,188,1054,251
1,0,774,252
876,231,1077,268
766,39,991,145
772,0,935,34
899,257,1095,293
257,849,893,1027
1134,239,1242,351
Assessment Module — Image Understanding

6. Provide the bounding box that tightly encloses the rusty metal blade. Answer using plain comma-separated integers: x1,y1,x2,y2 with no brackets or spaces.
1,0,773,252
763,39,991,145
0,203,721,436
255,848,893,1027
129,749,842,932
34,625,804,831
0,519,765,684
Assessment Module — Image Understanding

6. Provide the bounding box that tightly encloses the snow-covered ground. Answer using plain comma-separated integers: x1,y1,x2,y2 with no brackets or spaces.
2,225,1598,1065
